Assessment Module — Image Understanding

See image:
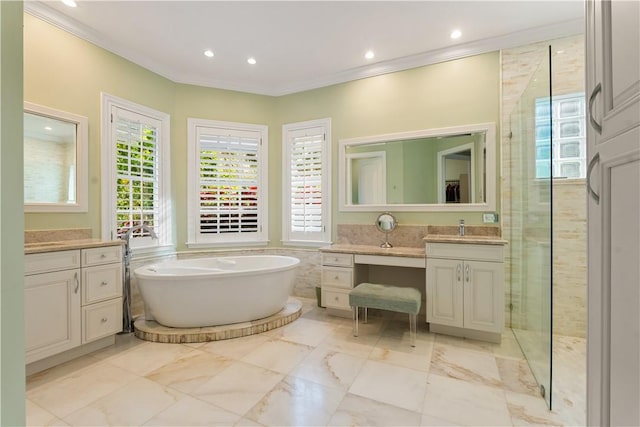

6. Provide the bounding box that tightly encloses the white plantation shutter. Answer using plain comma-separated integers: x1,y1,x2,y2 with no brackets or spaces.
114,110,160,239
188,119,268,246
199,129,259,235
283,119,331,245
290,128,323,232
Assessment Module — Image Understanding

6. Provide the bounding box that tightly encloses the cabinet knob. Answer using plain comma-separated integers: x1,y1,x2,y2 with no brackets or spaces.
100,281,108,286
334,275,340,281
334,296,339,301
101,317,108,323
100,254,107,258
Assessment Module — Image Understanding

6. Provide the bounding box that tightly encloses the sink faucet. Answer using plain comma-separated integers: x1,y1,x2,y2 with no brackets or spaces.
122,224,158,267
459,219,465,236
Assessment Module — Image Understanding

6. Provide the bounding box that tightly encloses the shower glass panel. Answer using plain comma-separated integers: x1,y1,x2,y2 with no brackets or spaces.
509,47,553,408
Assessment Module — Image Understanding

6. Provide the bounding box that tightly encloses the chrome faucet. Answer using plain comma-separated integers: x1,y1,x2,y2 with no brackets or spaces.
459,219,465,236
122,224,158,267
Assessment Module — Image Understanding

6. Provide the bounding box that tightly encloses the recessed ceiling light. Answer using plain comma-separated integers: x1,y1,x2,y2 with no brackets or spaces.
450,29,462,39
365,50,375,60
61,0,77,7
204,50,214,58
247,57,257,65
44,126,53,131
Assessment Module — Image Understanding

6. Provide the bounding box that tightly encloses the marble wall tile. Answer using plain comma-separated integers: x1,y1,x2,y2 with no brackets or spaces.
25,228,92,243
336,224,429,248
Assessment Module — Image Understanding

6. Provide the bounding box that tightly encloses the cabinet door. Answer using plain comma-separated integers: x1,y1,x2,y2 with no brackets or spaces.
426,258,463,328
25,269,81,364
463,261,504,333
587,1,640,425
587,0,639,145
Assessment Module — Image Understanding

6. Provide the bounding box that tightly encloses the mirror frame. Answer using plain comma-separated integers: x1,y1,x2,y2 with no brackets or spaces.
338,122,496,212
24,102,88,212
375,212,398,233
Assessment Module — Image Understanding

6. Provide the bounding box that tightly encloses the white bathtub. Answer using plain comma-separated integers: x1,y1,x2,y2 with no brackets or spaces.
134,255,300,328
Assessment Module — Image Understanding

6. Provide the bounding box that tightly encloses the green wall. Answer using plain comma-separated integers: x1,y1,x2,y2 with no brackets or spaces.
24,13,501,250
24,13,177,234
1,3,25,424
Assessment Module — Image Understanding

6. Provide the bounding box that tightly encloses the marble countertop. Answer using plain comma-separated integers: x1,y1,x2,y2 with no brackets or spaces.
424,234,508,245
319,244,425,258
25,239,125,254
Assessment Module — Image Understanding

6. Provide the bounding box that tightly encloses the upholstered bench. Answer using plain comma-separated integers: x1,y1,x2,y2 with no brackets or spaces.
348,282,422,347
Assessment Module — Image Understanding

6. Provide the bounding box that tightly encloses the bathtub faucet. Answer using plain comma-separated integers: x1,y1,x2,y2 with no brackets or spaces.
123,224,158,267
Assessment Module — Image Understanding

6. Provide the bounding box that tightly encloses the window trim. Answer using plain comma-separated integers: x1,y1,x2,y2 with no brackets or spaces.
282,118,332,247
100,93,172,254
186,118,269,248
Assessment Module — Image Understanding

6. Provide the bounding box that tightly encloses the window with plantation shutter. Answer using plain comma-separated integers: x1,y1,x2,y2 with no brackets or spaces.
101,94,171,252
187,118,268,246
114,112,159,239
282,118,331,246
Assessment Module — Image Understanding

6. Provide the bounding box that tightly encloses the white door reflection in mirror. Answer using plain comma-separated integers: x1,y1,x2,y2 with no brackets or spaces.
347,152,386,205
437,142,475,204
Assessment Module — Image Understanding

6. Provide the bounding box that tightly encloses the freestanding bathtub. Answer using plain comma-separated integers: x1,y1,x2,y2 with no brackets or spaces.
134,255,300,328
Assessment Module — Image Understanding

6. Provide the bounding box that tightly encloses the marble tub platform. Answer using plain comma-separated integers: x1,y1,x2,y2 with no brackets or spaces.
134,298,302,343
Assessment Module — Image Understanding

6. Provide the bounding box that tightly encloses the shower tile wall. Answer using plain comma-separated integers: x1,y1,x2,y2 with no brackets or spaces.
501,35,586,338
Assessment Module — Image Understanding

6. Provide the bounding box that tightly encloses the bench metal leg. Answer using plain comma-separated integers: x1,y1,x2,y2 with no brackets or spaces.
364,307,368,323
353,306,359,337
409,313,416,347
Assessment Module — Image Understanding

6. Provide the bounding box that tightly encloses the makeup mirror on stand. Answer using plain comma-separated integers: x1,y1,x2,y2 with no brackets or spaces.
376,212,397,248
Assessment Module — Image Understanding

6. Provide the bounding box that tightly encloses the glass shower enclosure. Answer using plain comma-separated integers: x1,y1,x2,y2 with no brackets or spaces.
509,47,553,409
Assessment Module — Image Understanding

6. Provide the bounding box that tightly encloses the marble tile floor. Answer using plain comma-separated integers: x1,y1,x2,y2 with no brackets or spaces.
26,298,586,426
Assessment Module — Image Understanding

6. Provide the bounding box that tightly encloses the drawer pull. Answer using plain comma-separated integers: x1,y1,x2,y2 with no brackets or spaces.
334,296,339,301
334,275,340,280
334,257,340,263
101,317,108,323
100,254,107,258
100,281,108,286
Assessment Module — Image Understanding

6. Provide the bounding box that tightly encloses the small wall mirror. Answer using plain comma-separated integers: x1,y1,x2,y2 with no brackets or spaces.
376,212,397,248
24,102,88,212
339,123,496,212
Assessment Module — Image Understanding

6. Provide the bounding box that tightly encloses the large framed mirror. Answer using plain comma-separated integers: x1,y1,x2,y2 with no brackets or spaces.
24,102,88,212
338,123,496,212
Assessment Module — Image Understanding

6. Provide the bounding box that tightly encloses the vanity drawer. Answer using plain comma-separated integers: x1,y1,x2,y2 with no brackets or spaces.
426,243,503,263
82,298,122,343
82,246,123,267
321,266,353,289
322,288,351,310
321,252,353,268
82,264,123,305
25,250,81,275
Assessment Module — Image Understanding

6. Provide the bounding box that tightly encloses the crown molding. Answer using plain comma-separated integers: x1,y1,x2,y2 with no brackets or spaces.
24,1,584,97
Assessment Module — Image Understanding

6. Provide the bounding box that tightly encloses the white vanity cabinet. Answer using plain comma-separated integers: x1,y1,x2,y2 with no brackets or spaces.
25,250,82,364
25,244,123,367
426,242,504,341
320,252,354,312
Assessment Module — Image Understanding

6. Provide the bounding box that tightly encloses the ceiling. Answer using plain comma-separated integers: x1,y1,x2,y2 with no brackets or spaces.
25,1,584,96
